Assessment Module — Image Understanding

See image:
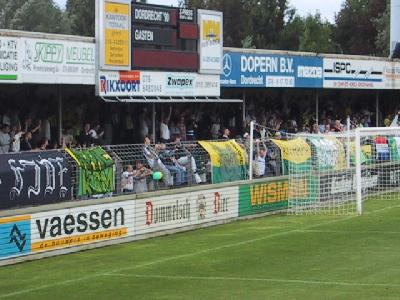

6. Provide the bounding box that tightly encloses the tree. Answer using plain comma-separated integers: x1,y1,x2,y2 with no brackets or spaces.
279,11,305,51
184,0,292,49
299,13,336,53
9,0,70,34
374,0,390,56
334,0,387,55
65,0,95,37
0,0,27,29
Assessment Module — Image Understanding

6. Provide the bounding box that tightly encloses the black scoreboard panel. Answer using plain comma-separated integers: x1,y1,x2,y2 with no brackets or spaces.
131,3,198,71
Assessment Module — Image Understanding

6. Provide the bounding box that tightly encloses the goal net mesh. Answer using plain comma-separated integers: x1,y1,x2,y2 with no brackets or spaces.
250,123,400,215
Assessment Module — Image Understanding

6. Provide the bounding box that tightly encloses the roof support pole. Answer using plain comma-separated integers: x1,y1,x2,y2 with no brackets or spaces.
58,86,63,146
152,102,156,144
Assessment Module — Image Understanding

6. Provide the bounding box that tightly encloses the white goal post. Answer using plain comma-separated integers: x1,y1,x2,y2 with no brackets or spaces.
355,127,400,215
248,122,400,216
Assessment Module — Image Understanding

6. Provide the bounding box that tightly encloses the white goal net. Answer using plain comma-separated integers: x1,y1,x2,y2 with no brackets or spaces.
249,122,400,215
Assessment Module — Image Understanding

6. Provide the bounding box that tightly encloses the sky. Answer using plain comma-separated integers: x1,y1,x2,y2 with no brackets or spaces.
53,0,344,23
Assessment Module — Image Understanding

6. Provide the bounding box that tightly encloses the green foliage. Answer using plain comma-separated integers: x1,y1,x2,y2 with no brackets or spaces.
374,0,390,56
299,13,336,53
334,0,387,55
9,0,70,34
65,0,95,37
0,0,27,29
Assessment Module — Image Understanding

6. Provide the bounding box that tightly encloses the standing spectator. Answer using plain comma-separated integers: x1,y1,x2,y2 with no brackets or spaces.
222,128,230,139
121,165,134,193
20,132,33,151
160,106,172,143
62,127,75,148
10,125,24,152
79,123,92,147
186,116,198,141
253,141,266,178
211,117,221,140
143,136,173,187
132,161,153,193
333,119,343,132
177,116,187,141
170,119,180,138
29,119,42,148
36,137,49,151
89,124,104,145
138,108,150,142
0,124,11,154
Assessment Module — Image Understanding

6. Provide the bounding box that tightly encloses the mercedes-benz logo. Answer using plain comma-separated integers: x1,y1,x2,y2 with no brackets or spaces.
223,53,232,77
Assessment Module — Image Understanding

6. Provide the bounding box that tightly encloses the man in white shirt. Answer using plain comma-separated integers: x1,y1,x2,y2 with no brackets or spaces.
160,106,172,143
121,165,134,193
253,141,266,177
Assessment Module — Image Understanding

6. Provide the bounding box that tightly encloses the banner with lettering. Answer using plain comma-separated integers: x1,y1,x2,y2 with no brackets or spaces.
198,140,247,184
66,147,115,197
0,151,72,209
271,138,311,174
308,136,346,171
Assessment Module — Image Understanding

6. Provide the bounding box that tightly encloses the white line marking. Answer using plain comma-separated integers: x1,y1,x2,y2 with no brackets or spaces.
297,229,400,234
0,275,105,299
104,273,400,288
1,204,399,299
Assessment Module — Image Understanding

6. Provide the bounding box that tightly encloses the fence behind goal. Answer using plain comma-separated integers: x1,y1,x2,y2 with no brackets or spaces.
249,122,400,215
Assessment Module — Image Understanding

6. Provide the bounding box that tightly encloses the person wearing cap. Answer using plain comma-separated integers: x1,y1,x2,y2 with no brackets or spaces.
0,123,11,154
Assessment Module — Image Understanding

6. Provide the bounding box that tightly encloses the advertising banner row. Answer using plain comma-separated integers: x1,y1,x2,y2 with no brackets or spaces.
0,36,95,84
221,50,400,90
0,179,291,262
97,70,220,97
2,35,400,91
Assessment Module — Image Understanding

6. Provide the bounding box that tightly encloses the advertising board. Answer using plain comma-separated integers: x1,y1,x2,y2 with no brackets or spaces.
0,151,72,209
132,26,177,46
384,61,400,89
198,10,223,74
20,38,95,84
132,4,177,26
0,37,20,83
30,201,135,253
135,187,238,235
319,170,378,201
220,51,323,88
98,0,131,70
323,58,385,89
0,215,31,260
98,70,220,97
239,179,289,216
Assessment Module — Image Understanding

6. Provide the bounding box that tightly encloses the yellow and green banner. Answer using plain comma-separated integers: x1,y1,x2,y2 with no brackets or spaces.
349,143,372,165
66,147,115,196
271,138,311,175
199,140,247,184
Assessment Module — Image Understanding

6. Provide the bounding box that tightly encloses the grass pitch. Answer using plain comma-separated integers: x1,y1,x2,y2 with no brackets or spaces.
1,197,400,299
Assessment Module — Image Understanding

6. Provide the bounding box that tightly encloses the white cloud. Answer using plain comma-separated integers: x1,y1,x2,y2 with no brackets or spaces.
289,0,344,23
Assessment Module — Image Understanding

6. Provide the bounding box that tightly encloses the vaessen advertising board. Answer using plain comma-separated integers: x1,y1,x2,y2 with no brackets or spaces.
0,201,134,260
220,51,323,88
98,70,220,97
